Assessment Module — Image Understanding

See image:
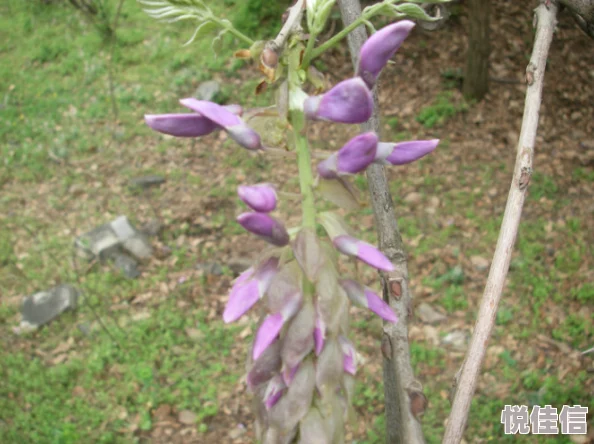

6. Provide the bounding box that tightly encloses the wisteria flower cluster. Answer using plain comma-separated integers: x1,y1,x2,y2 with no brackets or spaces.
145,10,438,442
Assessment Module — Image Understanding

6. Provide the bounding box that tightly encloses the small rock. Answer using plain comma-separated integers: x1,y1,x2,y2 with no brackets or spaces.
178,410,197,425
417,303,446,324
404,192,422,205
195,80,220,102
113,252,140,279
129,175,166,190
442,330,468,351
111,216,153,260
423,325,440,346
570,111,582,120
20,284,79,329
428,196,440,208
470,255,490,271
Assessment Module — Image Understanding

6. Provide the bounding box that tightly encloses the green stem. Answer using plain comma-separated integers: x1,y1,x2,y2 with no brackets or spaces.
290,109,316,230
210,16,254,45
301,28,319,70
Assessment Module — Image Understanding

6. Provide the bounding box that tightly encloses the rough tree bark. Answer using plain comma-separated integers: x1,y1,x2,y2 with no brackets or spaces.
443,1,559,442
463,0,491,100
338,1,426,443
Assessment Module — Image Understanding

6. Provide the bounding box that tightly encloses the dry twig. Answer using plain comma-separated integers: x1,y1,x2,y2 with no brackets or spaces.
443,1,559,442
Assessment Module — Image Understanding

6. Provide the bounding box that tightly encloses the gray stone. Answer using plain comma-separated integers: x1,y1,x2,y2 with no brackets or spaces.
195,80,220,102
113,252,140,279
129,175,166,190
111,216,153,260
75,224,120,261
417,303,446,324
20,284,79,329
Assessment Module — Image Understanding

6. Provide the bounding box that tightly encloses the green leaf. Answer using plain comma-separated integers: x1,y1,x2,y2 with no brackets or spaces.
394,3,437,21
183,20,218,46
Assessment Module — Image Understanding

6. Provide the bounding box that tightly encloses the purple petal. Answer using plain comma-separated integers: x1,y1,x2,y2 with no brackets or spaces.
282,365,299,386
223,279,259,323
180,98,262,150
238,184,277,212
385,139,439,165
334,235,394,271
317,154,339,179
358,20,415,88
340,279,367,307
180,98,242,127
364,288,398,323
339,337,357,375
304,77,373,124
144,113,219,138
314,315,326,356
253,313,285,360
336,132,378,175
247,340,281,389
237,213,289,246
263,375,286,409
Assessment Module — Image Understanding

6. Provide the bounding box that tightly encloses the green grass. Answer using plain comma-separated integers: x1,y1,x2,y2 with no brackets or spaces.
416,91,468,128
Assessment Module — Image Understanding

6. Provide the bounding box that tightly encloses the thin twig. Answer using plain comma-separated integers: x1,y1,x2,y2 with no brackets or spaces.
338,1,426,443
107,0,125,126
442,2,559,442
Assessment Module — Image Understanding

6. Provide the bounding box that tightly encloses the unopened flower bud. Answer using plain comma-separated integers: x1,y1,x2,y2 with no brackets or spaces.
180,98,263,150
223,258,279,323
375,139,439,165
144,104,242,138
237,213,290,246
317,132,378,178
304,77,373,124
333,235,394,271
238,183,277,212
253,291,302,360
358,20,415,88
340,279,397,323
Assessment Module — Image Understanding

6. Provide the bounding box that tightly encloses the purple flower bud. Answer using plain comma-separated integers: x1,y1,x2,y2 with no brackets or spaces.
247,339,281,390
340,279,398,323
237,213,290,246
317,132,378,178
375,139,439,165
339,336,357,375
238,183,277,213
223,258,279,323
144,104,242,138
304,77,373,124
253,291,302,360
263,375,286,410
282,364,299,386
333,235,394,271
180,98,263,150
313,314,326,356
358,20,415,88
281,301,315,370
